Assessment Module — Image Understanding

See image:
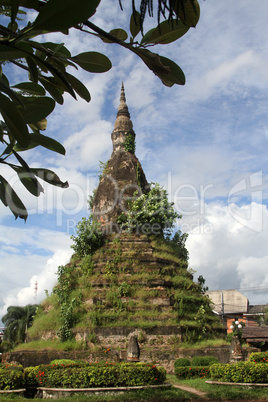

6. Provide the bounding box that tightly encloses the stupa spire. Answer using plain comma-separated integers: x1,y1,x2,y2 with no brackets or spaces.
92,83,148,232
112,83,134,152
117,82,130,119
113,83,133,134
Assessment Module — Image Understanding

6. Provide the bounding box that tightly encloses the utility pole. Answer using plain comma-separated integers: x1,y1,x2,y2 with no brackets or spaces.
221,291,224,319
34,281,38,304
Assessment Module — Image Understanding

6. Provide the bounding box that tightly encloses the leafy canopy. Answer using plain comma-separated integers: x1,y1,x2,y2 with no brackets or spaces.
2,304,38,345
0,0,200,221
117,183,181,236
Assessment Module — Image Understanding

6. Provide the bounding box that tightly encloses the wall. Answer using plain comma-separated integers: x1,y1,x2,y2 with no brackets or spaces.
2,346,237,373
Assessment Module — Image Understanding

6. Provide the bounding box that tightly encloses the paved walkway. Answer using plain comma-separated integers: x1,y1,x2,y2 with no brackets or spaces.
169,381,207,398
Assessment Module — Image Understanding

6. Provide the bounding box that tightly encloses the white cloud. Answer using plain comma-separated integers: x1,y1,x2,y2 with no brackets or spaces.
185,202,268,304
62,120,113,171
0,228,72,320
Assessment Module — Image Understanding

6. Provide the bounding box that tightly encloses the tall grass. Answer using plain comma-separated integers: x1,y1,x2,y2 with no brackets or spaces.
13,339,88,351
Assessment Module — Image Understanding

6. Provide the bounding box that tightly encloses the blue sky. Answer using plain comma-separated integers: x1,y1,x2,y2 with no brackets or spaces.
1,0,268,319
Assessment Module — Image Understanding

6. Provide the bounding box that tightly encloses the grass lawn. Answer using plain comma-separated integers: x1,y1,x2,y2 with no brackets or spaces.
0,387,198,401
168,374,268,401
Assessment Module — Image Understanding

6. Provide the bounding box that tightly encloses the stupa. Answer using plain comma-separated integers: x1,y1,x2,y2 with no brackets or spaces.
92,83,149,233
26,84,223,368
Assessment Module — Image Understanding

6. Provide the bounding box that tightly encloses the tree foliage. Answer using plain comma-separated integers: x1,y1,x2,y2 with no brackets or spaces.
117,182,181,236
70,215,104,257
2,304,38,345
0,0,200,221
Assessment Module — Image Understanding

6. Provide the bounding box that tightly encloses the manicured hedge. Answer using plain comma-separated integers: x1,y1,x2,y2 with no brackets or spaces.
191,356,219,366
0,364,24,390
174,358,191,368
25,362,166,388
175,366,210,379
174,355,219,378
210,362,268,383
248,352,268,364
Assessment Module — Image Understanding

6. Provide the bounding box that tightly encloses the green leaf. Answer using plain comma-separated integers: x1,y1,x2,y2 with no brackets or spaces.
30,133,66,155
102,29,128,43
18,96,55,123
39,77,64,105
12,165,44,197
158,55,186,86
0,0,39,10
29,119,47,131
141,28,155,44
0,73,9,86
0,124,3,142
32,0,101,32
0,44,28,61
0,175,28,221
66,73,91,102
0,78,25,106
144,20,190,45
33,56,76,99
175,0,200,28
30,168,69,188
0,41,33,62
12,82,46,96
130,11,141,39
13,132,66,155
26,56,39,83
133,49,185,87
0,92,29,147
71,52,112,73
20,0,40,10
40,42,71,58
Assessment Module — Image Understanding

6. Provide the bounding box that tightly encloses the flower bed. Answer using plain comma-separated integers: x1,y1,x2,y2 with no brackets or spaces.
248,352,268,364
175,366,211,379
0,363,24,390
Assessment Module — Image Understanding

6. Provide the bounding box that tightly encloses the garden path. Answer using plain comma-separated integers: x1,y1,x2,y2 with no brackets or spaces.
170,382,207,398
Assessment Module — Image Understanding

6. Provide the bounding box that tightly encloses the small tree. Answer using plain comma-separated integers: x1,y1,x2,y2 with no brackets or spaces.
71,215,104,257
117,183,181,236
2,304,38,345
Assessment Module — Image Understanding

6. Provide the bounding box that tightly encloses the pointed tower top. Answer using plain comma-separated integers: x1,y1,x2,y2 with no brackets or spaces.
113,82,133,132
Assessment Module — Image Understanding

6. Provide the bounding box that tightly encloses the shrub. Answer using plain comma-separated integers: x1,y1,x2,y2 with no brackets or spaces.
248,351,268,364
174,358,191,368
117,183,181,237
71,215,104,257
175,366,210,379
191,356,219,366
210,362,268,383
0,364,24,390
25,362,166,388
0,341,13,353
50,359,84,365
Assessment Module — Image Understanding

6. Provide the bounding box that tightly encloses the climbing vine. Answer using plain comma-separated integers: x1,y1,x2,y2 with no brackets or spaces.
123,132,136,154
54,265,81,342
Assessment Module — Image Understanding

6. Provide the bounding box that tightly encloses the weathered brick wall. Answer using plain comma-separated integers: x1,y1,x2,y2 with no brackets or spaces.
2,345,239,373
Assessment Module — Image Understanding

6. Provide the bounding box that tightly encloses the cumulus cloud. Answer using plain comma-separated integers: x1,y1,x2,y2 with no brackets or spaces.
0,229,72,320
185,202,268,304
